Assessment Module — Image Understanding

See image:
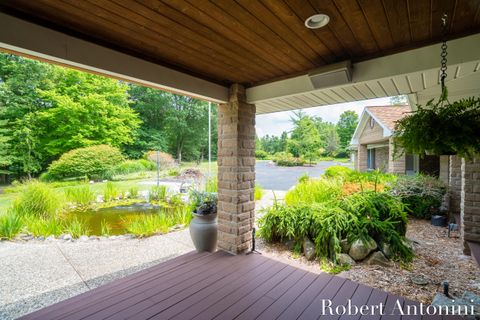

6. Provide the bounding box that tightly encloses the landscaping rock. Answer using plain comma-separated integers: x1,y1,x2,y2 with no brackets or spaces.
36,236,45,241
284,238,295,251
46,235,55,241
303,237,316,261
366,251,392,267
59,234,72,241
349,237,377,261
337,253,356,266
124,234,136,239
20,235,34,241
340,239,351,253
381,243,392,258
410,275,429,285
79,235,89,242
89,236,99,240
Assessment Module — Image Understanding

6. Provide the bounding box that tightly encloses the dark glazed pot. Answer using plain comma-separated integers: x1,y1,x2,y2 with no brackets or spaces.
189,212,217,252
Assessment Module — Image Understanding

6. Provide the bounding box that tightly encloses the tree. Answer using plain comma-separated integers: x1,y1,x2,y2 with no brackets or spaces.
288,114,322,164
0,119,12,170
337,111,359,151
35,68,141,159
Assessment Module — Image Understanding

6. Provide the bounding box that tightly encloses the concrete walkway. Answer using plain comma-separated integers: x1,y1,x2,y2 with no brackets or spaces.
0,231,194,319
0,191,281,320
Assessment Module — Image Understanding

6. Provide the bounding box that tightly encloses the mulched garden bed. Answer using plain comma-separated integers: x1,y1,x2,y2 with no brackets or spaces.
257,218,480,304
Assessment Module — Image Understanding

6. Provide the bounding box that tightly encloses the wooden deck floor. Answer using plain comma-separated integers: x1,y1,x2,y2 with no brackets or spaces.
21,251,456,320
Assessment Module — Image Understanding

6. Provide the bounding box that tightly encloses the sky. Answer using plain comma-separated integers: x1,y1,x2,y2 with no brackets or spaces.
256,97,392,137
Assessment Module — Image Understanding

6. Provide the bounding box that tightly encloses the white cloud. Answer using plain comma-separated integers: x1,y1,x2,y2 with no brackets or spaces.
256,97,392,137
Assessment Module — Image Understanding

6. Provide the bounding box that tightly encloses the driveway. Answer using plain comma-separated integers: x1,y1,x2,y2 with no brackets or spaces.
256,160,352,191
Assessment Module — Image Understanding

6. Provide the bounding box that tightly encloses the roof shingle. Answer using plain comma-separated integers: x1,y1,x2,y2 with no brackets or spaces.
366,105,412,131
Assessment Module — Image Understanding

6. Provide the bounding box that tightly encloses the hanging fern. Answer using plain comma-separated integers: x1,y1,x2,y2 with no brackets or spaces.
393,95,480,159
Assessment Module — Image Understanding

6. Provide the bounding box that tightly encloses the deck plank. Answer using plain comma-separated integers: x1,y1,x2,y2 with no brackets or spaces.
21,251,437,320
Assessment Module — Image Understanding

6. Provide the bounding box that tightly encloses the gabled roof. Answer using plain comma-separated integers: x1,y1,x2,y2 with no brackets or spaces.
350,105,411,146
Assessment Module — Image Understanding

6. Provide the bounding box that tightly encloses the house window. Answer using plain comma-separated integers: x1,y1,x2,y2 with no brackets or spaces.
405,154,419,175
367,148,376,170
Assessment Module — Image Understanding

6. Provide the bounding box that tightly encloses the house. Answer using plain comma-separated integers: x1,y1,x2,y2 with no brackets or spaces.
350,105,439,176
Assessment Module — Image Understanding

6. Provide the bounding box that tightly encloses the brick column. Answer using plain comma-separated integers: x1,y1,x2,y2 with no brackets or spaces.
217,84,255,255
462,156,480,254
357,145,368,171
388,138,406,174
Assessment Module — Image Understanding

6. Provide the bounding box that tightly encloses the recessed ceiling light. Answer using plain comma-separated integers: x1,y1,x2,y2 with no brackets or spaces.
304,14,330,29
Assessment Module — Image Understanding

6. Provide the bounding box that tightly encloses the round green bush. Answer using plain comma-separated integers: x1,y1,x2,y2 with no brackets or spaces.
323,166,354,179
255,150,269,160
47,145,124,180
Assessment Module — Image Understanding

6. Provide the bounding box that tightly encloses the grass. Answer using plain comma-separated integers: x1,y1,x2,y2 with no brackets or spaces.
254,184,264,201
101,219,112,236
23,216,64,237
65,185,95,207
0,211,22,239
11,181,64,219
103,182,119,202
285,178,343,205
64,217,90,238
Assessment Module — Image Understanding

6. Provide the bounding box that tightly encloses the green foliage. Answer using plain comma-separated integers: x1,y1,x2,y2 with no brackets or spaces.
167,168,180,177
272,152,306,167
110,159,153,176
288,111,322,163
393,95,480,159
285,178,342,206
64,217,90,238
128,187,139,198
255,149,269,160
337,111,359,151
47,145,124,180
149,185,168,202
35,67,140,158
0,211,22,239
23,216,64,237
123,205,191,236
101,219,112,236
254,185,264,201
204,177,218,193
190,190,217,215
64,185,95,207
103,181,119,202
257,132,288,155
323,166,354,179
11,181,63,219
389,175,447,218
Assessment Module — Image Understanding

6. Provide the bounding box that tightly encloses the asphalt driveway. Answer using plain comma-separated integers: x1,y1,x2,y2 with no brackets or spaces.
255,160,353,190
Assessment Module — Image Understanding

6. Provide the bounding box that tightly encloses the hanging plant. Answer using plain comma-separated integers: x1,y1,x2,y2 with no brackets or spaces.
393,13,480,160
393,93,480,159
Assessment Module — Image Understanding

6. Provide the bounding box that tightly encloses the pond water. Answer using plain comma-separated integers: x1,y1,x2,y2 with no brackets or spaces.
68,203,160,235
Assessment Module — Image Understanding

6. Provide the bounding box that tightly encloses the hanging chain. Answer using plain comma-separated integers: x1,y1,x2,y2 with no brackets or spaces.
440,13,448,94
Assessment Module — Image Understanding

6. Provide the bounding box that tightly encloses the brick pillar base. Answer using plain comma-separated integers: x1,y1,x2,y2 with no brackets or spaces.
463,156,480,255
357,145,367,171
217,84,255,255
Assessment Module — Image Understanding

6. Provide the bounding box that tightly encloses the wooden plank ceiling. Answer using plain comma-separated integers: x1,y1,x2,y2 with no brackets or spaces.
1,0,480,87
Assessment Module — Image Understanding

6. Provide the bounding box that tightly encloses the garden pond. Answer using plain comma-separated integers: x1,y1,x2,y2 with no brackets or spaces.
67,203,161,235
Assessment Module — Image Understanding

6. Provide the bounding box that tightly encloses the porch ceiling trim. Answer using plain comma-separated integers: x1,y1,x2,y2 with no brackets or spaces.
0,13,229,103
249,34,480,114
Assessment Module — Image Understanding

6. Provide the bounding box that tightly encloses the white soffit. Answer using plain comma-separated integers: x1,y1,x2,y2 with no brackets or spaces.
0,13,229,103
249,33,480,114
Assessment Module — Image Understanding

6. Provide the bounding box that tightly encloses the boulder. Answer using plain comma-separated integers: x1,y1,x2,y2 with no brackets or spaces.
381,242,392,258
340,239,351,253
79,235,89,241
366,251,392,267
303,237,316,261
284,238,295,251
337,253,356,266
348,237,377,261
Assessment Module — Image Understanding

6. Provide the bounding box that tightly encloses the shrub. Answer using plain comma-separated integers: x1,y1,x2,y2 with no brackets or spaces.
389,175,447,219
65,185,95,207
103,181,119,202
255,150,269,160
11,181,63,219
110,159,153,176
259,191,413,263
324,166,354,179
285,178,342,206
272,152,305,167
145,151,176,169
167,168,180,177
47,145,124,180
0,211,22,239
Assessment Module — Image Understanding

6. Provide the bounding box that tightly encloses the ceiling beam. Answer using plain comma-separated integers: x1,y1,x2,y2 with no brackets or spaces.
0,12,229,103
247,33,480,104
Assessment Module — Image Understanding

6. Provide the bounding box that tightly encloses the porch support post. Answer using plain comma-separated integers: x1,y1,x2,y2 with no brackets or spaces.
357,145,368,171
217,84,256,255
462,156,480,255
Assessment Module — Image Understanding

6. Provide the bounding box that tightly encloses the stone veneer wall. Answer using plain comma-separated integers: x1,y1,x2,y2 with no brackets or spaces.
388,138,406,174
374,147,389,172
217,84,256,255
357,145,368,171
463,156,480,253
